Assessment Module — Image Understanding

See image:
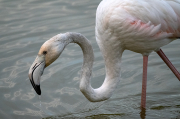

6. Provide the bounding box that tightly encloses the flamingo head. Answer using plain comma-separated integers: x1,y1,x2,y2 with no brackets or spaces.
28,34,68,95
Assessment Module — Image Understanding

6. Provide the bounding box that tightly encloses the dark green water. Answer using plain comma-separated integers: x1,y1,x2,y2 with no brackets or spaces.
0,0,180,119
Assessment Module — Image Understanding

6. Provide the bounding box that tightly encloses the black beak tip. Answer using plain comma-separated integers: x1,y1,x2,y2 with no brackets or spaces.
29,77,41,95
35,85,41,95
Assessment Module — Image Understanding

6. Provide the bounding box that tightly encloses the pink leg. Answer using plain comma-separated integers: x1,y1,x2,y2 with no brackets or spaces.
156,49,180,81
141,55,148,109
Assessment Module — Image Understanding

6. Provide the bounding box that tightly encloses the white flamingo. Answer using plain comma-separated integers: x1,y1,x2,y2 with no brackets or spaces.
29,0,180,108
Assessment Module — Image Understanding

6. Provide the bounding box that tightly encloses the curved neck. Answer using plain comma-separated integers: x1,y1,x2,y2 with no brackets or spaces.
65,32,122,102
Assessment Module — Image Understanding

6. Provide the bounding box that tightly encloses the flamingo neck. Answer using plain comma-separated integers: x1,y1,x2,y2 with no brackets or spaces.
65,32,122,102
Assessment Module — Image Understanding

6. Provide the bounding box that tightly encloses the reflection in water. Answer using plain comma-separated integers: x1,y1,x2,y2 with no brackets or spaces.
85,113,126,119
140,108,146,119
21,92,35,100
55,87,81,95
44,113,126,119
12,89,22,100
14,108,43,117
39,95,56,116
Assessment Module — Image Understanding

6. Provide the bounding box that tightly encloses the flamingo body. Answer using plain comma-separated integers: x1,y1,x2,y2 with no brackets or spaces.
96,0,180,55
95,0,180,108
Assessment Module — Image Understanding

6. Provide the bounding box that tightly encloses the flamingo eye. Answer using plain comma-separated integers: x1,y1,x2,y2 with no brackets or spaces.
43,51,47,55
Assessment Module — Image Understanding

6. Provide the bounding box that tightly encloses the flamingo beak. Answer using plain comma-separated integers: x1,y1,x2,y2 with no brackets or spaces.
28,55,45,95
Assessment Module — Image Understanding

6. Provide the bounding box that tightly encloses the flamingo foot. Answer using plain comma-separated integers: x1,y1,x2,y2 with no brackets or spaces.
156,49,180,81
141,55,148,109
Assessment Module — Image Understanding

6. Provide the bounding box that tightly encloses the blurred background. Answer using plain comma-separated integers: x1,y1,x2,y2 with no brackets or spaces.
0,0,180,118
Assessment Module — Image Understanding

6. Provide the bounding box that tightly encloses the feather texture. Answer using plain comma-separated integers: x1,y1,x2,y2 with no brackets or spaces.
96,0,180,55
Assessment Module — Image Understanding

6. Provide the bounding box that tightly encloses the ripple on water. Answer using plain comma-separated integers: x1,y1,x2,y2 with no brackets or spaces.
0,0,180,118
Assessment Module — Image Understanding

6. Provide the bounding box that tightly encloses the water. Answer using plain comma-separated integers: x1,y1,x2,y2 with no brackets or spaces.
0,0,180,118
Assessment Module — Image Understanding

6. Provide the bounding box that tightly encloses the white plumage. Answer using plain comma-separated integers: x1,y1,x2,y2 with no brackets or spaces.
96,0,180,55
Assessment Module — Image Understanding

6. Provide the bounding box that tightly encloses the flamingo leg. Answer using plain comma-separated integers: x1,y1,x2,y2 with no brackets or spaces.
156,49,180,81
141,55,148,109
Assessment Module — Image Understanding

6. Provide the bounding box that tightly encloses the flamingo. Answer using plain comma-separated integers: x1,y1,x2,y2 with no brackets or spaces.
28,0,180,109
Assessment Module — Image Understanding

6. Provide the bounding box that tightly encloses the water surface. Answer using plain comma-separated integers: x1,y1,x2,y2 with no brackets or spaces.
0,0,180,119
